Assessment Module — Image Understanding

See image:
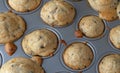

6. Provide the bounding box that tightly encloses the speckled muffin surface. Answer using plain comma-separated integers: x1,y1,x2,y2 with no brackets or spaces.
22,29,58,57
0,57,44,73
78,15,105,38
63,42,94,70
117,2,120,19
88,0,118,11
0,12,26,44
99,54,120,73
8,0,41,12
40,0,75,27
88,0,118,21
110,25,120,49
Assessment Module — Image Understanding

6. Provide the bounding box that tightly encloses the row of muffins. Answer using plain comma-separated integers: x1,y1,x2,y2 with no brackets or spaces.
0,0,120,73
1,41,120,73
6,0,120,50
7,0,76,27
6,0,120,26
7,0,120,23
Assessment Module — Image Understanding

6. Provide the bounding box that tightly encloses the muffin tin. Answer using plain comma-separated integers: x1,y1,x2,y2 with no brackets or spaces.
0,0,120,73
76,15,106,39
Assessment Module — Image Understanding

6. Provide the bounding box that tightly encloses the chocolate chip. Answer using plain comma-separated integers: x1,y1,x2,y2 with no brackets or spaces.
26,9,30,12
12,34,16,38
50,7,58,14
88,57,92,61
112,17,115,19
71,7,73,10
71,53,74,56
48,15,50,18
18,26,21,29
119,11,120,14
114,2,117,5
11,64,15,67
101,62,104,64
61,9,65,12
66,22,69,24
40,45,45,48
82,23,85,25
53,47,57,50
38,36,42,40
94,21,97,24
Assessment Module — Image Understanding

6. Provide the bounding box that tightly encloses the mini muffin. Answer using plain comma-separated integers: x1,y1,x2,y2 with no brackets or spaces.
8,0,41,12
0,12,26,44
0,11,26,56
110,25,120,49
22,29,58,57
99,54,120,73
63,42,94,70
78,15,105,38
40,0,75,27
88,0,118,21
88,0,118,12
117,2,120,19
0,57,44,73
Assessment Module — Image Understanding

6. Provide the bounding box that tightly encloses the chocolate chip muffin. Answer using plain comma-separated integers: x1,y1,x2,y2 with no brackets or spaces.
88,0,118,12
99,54,120,73
78,15,105,38
88,0,118,21
110,25,120,49
0,57,44,73
63,42,94,70
22,29,58,57
8,0,41,12
117,2,120,19
40,0,75,27
0,12,26,44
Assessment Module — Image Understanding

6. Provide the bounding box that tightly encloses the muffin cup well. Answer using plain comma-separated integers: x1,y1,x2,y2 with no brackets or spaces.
96,51,120,73
76,14,107,41
40,0,76,28
21,26,63,59
60,39,96,72
4,0,44,15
